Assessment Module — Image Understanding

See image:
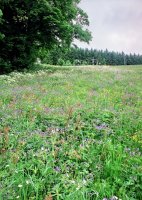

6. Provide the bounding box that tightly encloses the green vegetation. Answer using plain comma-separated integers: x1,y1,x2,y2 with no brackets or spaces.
0,0,91,73
0,65,142,200
38,47,142,66
64,48,142,66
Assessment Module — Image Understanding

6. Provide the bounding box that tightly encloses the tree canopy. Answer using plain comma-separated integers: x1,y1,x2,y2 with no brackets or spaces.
0,0,92,73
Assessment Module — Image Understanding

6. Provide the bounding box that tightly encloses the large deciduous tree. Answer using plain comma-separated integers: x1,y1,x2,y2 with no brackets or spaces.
0,0,92,73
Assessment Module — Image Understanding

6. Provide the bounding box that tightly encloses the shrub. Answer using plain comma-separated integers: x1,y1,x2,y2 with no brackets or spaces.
57,58,65,66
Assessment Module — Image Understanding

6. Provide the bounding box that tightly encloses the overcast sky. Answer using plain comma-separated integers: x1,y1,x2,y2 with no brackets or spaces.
75,0,142,54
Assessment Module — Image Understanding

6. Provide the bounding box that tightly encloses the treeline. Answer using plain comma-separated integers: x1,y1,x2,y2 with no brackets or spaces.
39,47,142,66
0,0,91,74
1,0,142,74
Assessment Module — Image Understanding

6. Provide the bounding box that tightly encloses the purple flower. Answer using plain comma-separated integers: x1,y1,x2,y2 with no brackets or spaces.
95,123,108,130
14,109,22,115
54,166,61,172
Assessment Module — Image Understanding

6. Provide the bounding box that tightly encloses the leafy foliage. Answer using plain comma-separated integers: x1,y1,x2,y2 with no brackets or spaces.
0,9,4,40
0,0,92,73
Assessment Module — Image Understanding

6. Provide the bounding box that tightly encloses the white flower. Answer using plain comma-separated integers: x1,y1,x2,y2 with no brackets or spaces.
26,180,30,185
16,196,20,199
41,147,44,151
76,186,81,190
82,179,87,185
18,184,23,188
70,180,75,184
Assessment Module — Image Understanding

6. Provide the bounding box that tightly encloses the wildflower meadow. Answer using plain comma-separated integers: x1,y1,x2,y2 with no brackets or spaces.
0,65,142,200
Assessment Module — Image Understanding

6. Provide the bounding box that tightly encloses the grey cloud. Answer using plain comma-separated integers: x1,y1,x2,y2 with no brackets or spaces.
75,0,142,54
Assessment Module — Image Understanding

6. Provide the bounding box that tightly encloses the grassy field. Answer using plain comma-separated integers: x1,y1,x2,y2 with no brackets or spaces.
0,65,142,200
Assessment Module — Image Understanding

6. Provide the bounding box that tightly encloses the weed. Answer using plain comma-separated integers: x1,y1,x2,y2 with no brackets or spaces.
0,65,142,199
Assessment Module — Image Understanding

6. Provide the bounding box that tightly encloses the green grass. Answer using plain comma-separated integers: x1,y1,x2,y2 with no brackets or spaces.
0,65,142,200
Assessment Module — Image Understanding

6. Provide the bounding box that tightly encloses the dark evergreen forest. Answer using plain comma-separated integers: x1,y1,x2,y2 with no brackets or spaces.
39,47,142,66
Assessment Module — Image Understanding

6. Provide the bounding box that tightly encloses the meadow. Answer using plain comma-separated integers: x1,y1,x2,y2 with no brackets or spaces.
0,65,142,200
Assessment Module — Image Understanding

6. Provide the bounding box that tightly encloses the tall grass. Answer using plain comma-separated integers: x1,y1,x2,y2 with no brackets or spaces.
0,65,142,200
